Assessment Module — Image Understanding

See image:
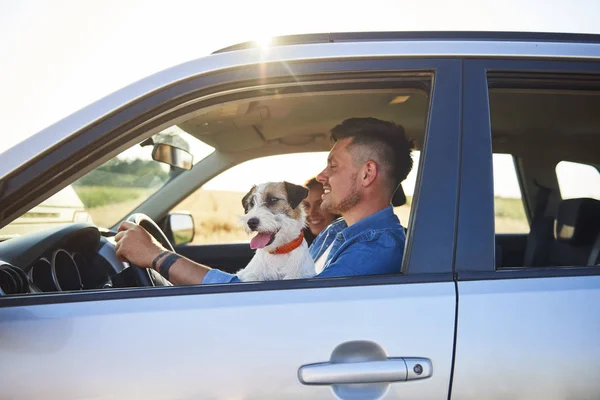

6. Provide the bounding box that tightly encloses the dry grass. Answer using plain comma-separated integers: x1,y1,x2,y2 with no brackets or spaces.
494,197,529,233
84,187,530,242
172,189,248,243
88,198,149,228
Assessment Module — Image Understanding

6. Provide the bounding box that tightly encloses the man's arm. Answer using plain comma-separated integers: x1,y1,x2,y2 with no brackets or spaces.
114,221,210,284
153,252,212,285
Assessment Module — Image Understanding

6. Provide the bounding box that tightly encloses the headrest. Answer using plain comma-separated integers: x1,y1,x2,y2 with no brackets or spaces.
555,198,600,245
392,183,407,207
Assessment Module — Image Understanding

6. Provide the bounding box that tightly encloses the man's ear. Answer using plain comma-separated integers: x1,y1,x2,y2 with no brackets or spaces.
284,181,309,209
241,185,257,213
361,160,378,187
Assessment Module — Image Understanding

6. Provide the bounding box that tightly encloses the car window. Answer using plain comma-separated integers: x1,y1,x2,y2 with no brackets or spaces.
171,151,420,245
0,126,214,239
556,161,600,200
488,74,600,269
1,67,455,299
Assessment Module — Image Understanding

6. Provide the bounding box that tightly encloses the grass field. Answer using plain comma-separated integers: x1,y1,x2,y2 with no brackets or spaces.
74,186,153,209
77,185,530,243
73,186,154,228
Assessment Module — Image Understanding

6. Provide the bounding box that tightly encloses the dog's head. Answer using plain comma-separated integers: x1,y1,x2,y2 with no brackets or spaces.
240,181,309,250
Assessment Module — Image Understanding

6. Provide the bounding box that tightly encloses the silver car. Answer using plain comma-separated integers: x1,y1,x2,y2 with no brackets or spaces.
1,32,600,399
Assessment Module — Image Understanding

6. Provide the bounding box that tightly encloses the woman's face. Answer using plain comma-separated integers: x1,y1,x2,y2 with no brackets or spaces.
302,185,338,236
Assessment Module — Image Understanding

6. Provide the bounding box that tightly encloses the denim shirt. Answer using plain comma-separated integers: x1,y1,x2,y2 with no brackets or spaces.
308,206,406,278
202,206,406,284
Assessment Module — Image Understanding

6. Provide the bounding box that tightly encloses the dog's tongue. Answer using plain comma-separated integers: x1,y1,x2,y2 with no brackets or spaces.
250,232,274,249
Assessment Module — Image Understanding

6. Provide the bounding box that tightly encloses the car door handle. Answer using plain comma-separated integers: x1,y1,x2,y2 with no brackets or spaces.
298,357,432,385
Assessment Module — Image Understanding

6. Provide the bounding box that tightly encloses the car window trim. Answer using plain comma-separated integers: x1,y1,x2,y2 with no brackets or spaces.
402,60,462,274
456,58,600,275
457,267,600,281
0,272,455,308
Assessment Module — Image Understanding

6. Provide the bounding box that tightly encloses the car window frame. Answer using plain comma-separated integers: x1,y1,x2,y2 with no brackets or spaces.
0,57,462,308
456,58,600,279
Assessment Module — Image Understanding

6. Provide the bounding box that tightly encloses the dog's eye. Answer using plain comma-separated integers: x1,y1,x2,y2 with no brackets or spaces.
267,196,279,204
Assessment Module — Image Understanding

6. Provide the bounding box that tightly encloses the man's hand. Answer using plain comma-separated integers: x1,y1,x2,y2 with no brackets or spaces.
115,221,212,285
114,221,166,269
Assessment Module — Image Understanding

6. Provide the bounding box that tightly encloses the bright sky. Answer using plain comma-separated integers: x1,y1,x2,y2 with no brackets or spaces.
2,0,600,198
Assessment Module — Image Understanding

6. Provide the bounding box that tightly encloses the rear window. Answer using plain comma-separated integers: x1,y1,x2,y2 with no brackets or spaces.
556,161,600,200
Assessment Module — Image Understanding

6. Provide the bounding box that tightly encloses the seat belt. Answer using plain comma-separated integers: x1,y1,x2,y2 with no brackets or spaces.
588,232,600,266
523,183,553,267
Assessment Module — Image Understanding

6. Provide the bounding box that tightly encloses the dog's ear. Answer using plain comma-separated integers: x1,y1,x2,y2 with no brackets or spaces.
241,185,257,213
284,181,309,209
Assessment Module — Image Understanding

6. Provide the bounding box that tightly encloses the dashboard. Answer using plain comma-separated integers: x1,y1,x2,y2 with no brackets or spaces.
0,223,128,296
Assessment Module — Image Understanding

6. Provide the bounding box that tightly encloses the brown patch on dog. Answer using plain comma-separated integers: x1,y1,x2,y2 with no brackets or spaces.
242,185,257,213
262,182,306,220
284,181,309,209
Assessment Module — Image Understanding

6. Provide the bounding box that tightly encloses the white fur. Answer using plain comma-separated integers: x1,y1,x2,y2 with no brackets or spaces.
236,182,316,281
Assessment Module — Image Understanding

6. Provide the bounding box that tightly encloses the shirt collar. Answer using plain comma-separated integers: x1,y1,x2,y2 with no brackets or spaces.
340,205,397,241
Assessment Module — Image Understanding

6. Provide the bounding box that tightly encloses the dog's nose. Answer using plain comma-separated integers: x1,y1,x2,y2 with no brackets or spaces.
247,217,259,230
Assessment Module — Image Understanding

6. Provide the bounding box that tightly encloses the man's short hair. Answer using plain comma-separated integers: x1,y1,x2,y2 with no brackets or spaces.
330,117,413,193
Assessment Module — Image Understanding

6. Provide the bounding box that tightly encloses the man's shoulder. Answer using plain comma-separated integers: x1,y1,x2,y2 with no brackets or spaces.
320,225,405,278
348,225,406,250
342,206,405,242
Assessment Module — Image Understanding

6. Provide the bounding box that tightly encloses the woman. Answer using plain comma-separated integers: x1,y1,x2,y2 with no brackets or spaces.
302,177,341,246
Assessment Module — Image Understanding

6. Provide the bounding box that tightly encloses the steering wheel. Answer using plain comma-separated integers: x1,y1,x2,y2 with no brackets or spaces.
124,213,174,287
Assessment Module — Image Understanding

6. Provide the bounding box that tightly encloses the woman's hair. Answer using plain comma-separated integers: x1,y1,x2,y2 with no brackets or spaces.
304,177,321,189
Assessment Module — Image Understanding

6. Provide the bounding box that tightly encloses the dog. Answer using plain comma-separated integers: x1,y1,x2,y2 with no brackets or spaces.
235,181,316,282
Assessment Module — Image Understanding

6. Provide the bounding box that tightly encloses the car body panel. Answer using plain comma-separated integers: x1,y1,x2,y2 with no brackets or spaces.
452,275,600,399
0,281,456,399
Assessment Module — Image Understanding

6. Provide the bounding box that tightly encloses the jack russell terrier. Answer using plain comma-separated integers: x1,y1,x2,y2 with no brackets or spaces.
236,181,316,282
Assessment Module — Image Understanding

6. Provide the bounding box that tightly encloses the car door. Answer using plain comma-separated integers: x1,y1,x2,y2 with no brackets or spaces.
0,51,461,399
452,59,600,398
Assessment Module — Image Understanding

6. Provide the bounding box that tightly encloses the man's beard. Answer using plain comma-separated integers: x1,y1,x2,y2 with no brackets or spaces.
322,175,360,214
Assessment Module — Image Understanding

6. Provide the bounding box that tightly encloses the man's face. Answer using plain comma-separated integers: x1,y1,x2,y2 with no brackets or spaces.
316,138,361,215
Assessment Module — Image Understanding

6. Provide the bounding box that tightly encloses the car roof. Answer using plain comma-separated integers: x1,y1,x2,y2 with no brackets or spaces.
212,31,600,54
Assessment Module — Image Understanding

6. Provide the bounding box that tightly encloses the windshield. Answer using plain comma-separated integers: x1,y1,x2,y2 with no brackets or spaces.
0,126,214,239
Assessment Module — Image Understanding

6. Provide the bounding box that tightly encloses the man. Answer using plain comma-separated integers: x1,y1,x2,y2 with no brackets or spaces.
114,117,413,284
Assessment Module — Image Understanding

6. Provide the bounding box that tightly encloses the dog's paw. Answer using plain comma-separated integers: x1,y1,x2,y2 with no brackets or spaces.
235,268,250,282
282,270,316,280
236,267,262,282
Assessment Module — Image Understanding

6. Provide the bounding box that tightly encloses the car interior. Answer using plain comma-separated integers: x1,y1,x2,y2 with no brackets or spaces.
0,81,433,295
166,85,430,274
489,73,600,269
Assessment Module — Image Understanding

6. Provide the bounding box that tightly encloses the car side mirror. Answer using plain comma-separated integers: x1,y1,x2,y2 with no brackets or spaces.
167,212,195,245
152,143,193,170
